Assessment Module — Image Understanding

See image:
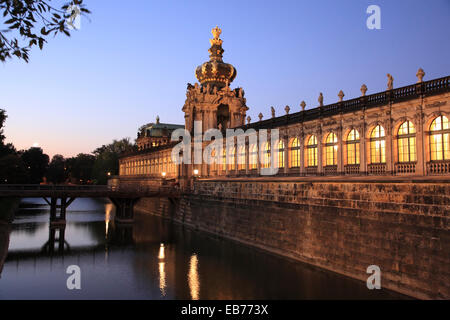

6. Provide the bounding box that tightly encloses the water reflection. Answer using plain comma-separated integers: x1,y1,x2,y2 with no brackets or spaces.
188,254,200,300
105,203,113,239
0,198,409,300
41,225,70,254
158,243,166,296
0,222,10,277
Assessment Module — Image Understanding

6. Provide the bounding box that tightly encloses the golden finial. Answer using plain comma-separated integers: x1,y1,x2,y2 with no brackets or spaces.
210,26,223,46
212,26,222,39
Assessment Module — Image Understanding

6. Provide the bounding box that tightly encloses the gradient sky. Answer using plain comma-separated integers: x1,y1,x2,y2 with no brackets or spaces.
1,0,449,158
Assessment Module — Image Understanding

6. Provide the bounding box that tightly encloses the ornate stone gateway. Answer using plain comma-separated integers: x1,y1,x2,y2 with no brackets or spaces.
183,26,248,134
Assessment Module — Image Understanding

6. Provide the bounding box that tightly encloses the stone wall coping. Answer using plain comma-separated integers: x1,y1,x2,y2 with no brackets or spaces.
197,176,450,184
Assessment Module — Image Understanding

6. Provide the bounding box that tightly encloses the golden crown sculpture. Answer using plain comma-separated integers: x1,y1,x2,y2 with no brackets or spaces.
210,26,223,46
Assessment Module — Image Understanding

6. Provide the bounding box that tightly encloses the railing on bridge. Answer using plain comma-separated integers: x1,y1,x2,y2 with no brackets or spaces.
0,184,109,192
0,184,180,196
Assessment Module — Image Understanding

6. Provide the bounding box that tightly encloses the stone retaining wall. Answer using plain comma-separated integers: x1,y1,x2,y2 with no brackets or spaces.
135,179,450,299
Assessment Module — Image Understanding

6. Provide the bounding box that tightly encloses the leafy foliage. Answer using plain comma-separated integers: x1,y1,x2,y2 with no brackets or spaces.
19,147,49,183
65,153,95,183
92,138,136,184
0,0,90,62
46,154,65,183
2,108,135,185
0,154,28,183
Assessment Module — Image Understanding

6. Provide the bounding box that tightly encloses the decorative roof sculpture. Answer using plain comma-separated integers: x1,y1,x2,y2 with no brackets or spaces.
195,26,237,89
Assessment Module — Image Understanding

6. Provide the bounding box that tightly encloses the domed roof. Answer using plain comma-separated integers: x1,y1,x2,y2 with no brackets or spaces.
195,26,236,88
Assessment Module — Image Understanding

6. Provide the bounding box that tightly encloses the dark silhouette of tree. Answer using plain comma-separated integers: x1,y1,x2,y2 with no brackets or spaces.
0,109,27,183
65,153,94,184
0,154,28,183
46,154,66,183
20,147,49,183
92,138,135,184
0,0,90,62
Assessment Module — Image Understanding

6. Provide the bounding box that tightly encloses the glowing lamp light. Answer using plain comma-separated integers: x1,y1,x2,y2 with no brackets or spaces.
158,243,165,260
162,172,167,177
193,169,199,175
107,172,111,176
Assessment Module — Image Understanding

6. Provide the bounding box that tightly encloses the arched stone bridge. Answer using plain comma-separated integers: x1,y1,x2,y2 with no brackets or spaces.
0,184,180,224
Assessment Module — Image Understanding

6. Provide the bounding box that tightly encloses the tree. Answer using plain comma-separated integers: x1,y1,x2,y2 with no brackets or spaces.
0,108,25,184
0,109,16,158
65,153,95,184
46,154,66,183
0,0,90,62
92,138,135,184
20,147,49,183
0,109,5,143
0,154,28,183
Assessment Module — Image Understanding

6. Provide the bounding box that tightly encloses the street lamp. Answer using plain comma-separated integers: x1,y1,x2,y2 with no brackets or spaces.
162,172,167,178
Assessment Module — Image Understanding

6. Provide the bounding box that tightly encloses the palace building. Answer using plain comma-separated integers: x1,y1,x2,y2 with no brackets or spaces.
119,26,450,186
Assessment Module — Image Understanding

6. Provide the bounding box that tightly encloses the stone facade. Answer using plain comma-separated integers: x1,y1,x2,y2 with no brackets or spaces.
116,27,450,299
135,178,450,299
119,27,450,182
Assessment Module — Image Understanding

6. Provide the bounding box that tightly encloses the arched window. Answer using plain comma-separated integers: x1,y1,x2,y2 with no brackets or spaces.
306,135,318,167
228,147,236,170
289,138,301,168
249,144,258,170
430,115,450,161
325,133,338,166
222,148,227,171
398,121,416,163
277,140,285,168
262,142,271,168
211,150,217,172
238,146,246,170
346,129,360,165
370,125,386,163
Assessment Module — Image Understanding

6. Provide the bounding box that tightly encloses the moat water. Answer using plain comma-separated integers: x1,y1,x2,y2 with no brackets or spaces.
0,198,407,299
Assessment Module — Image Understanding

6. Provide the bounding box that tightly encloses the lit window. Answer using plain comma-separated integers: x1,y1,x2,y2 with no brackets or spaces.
277,140,285,168
346,129,360,165
249,144,258,169
222,148,227,170
325,132,338,166
306,135,318,167
370,125,386,163
238,146,246,170
398,121,416,163
228,147,236,170
262,142,271,168
430,115,450,161
211,150,216,172
289,138,300,168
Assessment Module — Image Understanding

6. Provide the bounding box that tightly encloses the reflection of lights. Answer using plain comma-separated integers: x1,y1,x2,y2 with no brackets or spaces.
105,203,113,239
158,243,165,260
188,254,200,300
158,244,166,297
159,262,166,297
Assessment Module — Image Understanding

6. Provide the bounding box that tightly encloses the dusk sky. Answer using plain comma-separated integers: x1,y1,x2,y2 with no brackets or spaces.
1,0,449,158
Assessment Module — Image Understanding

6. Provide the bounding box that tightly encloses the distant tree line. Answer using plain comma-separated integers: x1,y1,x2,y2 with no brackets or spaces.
0,109,136,185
